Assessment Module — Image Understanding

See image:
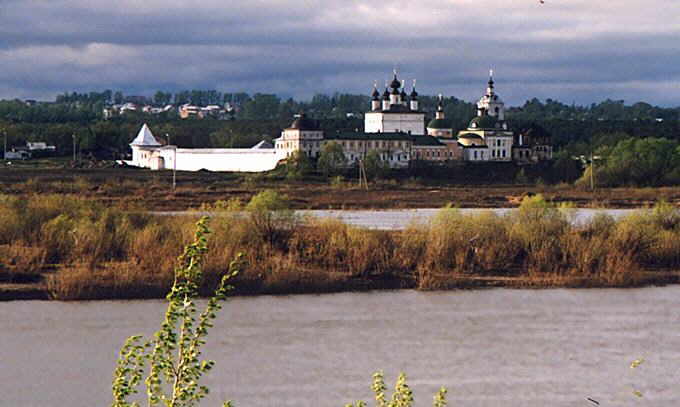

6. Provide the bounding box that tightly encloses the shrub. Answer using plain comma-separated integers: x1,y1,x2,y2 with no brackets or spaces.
344,371,447,407
111,217,242,407
285,150,313,180
245,189,297,246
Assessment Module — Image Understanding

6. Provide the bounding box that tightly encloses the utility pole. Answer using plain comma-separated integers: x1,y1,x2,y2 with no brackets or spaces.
72,133,76,162
590,151,595,191
358,159,368,190
2,130,6,161
167,133,176,191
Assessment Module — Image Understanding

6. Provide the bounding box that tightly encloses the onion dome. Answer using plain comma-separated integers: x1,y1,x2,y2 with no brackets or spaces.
371,86,380,100
287,112,318,130
390,72,401,90
427,118,451,129
410,87,418,99
382,87,390,100
400,87,408,100
469,115,500,129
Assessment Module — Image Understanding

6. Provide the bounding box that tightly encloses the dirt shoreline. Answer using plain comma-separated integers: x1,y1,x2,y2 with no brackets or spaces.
2,270,679,302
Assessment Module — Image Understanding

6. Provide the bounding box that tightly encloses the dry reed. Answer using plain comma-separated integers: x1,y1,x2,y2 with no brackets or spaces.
3,192,680,300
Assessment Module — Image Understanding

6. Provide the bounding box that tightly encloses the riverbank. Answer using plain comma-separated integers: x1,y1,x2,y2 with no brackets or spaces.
2,167,680,210
2,193,680,301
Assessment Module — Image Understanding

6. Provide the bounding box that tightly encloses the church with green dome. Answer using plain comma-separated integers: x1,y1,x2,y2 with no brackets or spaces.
455,71,515,162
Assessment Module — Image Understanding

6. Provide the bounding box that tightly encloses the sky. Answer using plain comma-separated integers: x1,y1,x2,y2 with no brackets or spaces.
1,0,679,106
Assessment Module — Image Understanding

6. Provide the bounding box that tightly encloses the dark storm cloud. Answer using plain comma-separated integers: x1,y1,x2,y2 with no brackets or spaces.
1,0,679,105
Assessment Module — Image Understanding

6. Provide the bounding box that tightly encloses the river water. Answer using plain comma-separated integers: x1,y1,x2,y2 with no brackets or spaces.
163,208,637,230
2,288,679,406
300,208,636,230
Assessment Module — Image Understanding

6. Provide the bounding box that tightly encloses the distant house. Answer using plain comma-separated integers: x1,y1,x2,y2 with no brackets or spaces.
26,142,56,152
178,104,229,119
120,103,138,113
179,104,203,119
5,149,31,160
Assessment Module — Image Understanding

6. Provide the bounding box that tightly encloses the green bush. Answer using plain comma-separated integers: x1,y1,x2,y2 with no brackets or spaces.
111,217,242,407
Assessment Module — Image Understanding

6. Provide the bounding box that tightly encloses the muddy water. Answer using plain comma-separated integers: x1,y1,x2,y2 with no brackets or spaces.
2,288,679,406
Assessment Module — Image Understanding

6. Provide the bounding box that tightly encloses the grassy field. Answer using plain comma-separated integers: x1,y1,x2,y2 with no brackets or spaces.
2,164,680,210
1,193,680,301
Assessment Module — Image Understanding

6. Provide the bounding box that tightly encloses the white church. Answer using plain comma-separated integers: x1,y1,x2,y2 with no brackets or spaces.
128,71,552,172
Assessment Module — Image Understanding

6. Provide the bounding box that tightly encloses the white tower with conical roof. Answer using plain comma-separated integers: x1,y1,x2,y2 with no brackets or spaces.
129,123,161,167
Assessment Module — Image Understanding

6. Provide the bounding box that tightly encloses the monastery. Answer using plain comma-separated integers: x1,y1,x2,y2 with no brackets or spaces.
128,72,552,172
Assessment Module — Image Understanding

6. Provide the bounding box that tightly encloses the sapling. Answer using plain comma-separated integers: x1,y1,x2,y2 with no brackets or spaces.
111,217,241,407
344,371,447,407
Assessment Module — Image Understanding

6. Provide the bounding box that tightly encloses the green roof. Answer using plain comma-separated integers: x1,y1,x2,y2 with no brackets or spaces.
412,135,444,146
427,118,451,129
469,115,501,129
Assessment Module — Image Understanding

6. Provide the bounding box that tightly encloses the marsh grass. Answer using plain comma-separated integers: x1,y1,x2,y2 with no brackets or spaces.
0,244,46,283
3,193,680,300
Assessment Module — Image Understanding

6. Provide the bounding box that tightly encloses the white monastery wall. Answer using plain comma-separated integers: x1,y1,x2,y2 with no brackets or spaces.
161,148,285,172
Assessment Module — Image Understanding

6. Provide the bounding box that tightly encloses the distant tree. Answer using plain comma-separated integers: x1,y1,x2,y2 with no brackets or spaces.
277,98,298,122
310,94,332,117
285,150,314,180
581,137,680,187
550,151,583,184
174,91,191,105
317,141,346,177
363,150,389,180
153,91,172,106
102,90,113,104
241,94,281,120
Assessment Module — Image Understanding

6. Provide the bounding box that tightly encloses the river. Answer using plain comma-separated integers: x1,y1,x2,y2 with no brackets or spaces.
160,208,638,230
2,288,679,406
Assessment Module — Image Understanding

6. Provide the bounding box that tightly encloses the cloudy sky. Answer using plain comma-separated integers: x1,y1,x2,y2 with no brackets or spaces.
1,0,679,106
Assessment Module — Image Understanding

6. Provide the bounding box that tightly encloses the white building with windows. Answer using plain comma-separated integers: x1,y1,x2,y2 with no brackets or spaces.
364,72,426,135
457,71,514,162
274,113,324,159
